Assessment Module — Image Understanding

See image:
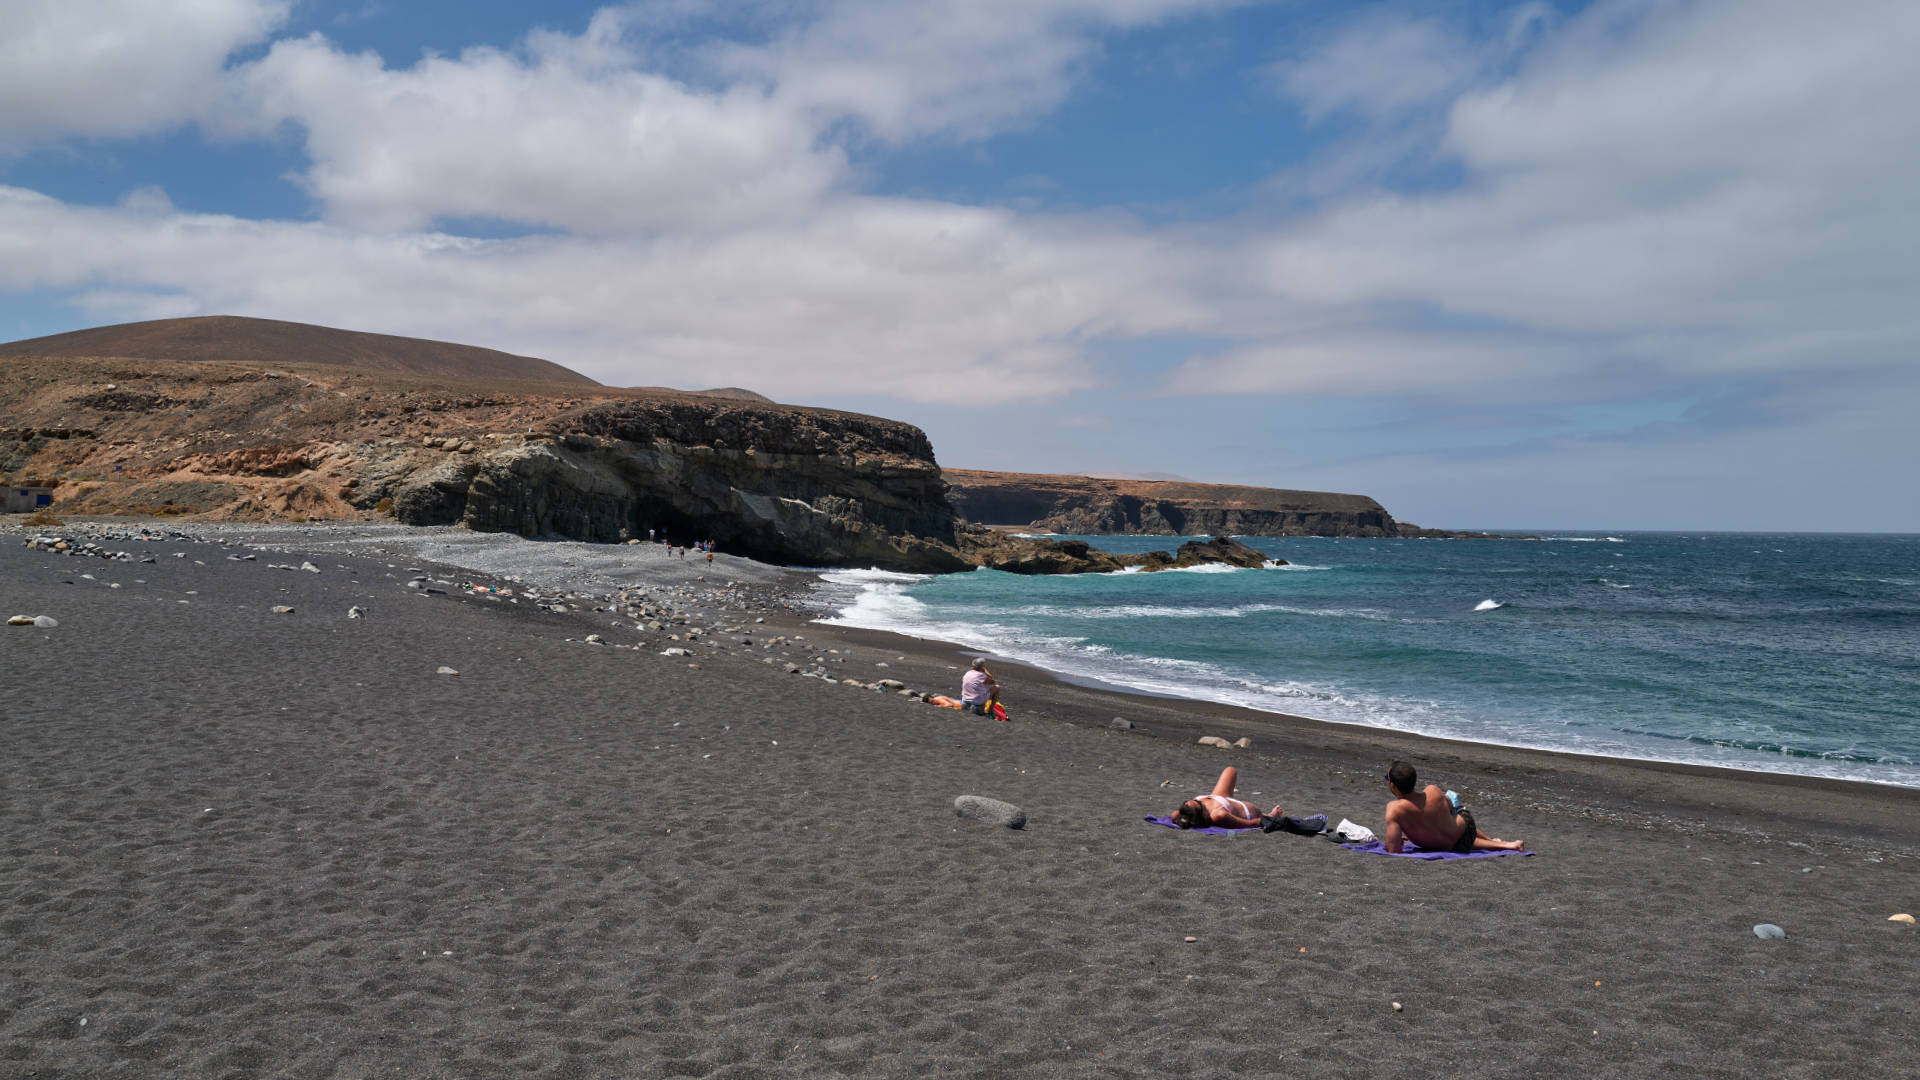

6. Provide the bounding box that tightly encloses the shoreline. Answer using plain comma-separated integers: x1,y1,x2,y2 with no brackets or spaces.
13,517,1918,849
808,550,1920,799
4,516,1917,1075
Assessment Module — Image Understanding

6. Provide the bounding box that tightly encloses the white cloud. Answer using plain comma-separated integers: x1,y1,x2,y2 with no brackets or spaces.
1186,0,1920,400
0,0,287,147
1164,330,1587,398
737,0,1242,142
0,185,1203,402
228,26,843,233
1266,4,1549,122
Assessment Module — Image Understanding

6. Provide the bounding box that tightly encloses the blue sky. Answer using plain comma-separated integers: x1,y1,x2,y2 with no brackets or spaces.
3,0,1917,531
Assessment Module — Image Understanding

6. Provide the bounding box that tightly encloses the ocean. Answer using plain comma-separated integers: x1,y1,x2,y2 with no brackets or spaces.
815,532,1920,789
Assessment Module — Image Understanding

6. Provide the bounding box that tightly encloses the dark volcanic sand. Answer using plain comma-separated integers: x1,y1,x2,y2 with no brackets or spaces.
1,525,1916,1079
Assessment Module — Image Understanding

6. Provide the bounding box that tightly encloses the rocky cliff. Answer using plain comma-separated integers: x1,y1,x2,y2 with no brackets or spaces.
1,320,1495,571
0,351,990,572
943,469,1410,536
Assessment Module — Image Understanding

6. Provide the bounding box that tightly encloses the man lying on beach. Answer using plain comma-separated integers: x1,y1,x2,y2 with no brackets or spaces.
1171,766,1321,833
1382,761,1524,853
960,658,1001,716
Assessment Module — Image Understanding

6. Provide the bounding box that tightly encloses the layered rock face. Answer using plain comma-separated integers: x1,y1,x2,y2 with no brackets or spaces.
0,353,976,572
944,469,1404,537
391,399,975,572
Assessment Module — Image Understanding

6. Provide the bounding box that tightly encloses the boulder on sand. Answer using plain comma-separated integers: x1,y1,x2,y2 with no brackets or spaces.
954,795,1027,829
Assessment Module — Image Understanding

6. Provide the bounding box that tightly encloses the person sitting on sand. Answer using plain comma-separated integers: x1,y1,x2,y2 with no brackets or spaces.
1382,761,1524,853
959,658,1001,716
1171,766,1297,831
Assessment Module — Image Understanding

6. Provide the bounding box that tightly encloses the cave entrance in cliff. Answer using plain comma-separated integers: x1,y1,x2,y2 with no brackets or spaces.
627,501,792,565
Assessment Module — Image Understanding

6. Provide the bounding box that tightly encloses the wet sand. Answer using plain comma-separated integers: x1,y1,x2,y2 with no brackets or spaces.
2,522,1915,1078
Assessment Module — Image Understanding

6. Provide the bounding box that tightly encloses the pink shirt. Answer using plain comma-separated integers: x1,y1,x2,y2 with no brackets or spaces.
961,669,993,703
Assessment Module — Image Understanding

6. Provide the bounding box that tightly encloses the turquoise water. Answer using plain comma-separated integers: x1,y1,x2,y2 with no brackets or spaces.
816,533,1920,788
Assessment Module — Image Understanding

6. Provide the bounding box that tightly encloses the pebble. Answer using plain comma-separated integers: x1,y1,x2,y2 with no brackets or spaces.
1197,736,1232,749
436,666,459,676
1109,717,1135,730
1890,913,1915,924
1184,936,1197,943
300,561,321,573
585,634,604,644
347,606,366,619
6,615,34,626
1752,923,1787,940
271,606,295,615
1233,737,1254,749
1392,1002,1404,1012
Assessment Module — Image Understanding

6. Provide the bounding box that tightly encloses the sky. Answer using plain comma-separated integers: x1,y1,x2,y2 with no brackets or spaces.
3,0,1917,532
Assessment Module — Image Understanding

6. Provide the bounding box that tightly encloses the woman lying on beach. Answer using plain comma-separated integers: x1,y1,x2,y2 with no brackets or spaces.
1172,767,1298,831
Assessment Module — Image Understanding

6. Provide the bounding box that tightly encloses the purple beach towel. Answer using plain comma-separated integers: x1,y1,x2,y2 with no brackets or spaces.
1339,839,1532,860
1143,815,1252,836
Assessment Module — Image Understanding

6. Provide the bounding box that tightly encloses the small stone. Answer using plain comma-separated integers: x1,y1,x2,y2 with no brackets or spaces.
436,666,459,676
33,615,58,628
300,561,321,574
662,647,691,657
347,606,365,619
1392,1002,1403,1012
585,634,604,644
1184,936,1197,943
1197,736,1232,749
1890,913,1915,924
271,606,295,615
1233,737,1254,749
953,795,1026,829
1752,923,1786,939
6,615,32,626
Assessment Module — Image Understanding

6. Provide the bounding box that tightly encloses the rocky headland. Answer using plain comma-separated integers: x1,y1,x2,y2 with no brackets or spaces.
1,317,1492,573
943,468,1513,538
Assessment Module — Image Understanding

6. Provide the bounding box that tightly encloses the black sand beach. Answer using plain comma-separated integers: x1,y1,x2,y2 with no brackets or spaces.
2,523,1915,1078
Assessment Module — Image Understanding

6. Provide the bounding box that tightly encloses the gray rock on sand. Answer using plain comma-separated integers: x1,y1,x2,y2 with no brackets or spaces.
1233,737,1254,749
1197,736,1232,749
1109,717,1134,730
7,615,34,626
347,606,366,619
954,795,1027,829
300,561,322,574
271,606,295,615
1753,923,1787,939
436,666,459,676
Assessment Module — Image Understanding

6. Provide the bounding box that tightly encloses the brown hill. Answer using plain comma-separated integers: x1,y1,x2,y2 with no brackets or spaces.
0,315,598,385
